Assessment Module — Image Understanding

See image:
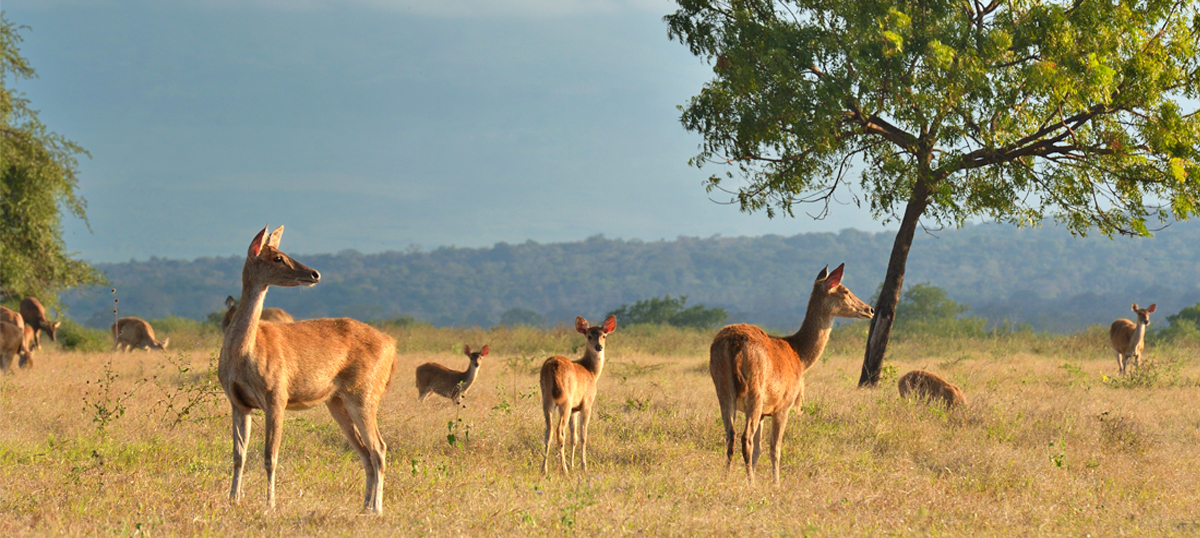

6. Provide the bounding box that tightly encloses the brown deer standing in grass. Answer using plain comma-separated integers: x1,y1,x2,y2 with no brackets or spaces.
0,321,31,373
110,317,170,352
416,344,488,404
898,369,967,408
1110,302,1156,375
710,263,873,484
20,297,60,350
540,315,616,476
219,225,397,514
0,306,23,331
220,295,294,333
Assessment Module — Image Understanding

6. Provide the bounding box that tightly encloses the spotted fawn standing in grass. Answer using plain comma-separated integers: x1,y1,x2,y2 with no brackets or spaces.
898,369,967,408
540,315,615,476
709,264,873,484
1110,302,1155,375
219,225,398,514
416,344,489,405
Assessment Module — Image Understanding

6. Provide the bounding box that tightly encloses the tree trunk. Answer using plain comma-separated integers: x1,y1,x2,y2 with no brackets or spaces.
858,176,930,387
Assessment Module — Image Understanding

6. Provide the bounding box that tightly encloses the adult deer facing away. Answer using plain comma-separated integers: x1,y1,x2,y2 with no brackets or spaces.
220,295,294,333
540,315,615,476
111,317,169,352
710,263,873,484
219,225,397,514
1110,302,1156,375
20,297,60,350
416,345,488,404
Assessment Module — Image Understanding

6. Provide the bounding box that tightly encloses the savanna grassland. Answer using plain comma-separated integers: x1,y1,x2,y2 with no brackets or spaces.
2,322,1200,536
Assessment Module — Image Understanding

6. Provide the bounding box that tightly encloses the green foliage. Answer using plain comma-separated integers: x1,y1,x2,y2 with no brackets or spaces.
605,294,727,329
496,307,546,328
666,0,1200,234
57,318,110,352
880,282,987,338
0,15,105,307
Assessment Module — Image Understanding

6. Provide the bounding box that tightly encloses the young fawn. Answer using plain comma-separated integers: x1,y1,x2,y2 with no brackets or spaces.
540,315,616,476
1110,302,1156,375
898,369,967,408
111,317,169,352
219,225,397,514
416,344,488,404
710,264,872,484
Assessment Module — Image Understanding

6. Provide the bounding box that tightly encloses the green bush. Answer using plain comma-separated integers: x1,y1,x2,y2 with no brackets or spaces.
58,318,111,352
606,295,727,329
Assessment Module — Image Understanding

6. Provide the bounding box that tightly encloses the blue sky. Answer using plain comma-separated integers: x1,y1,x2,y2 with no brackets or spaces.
6,0,889,263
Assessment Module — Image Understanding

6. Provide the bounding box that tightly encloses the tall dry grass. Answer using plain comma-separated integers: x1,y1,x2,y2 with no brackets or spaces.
1,324,1199,535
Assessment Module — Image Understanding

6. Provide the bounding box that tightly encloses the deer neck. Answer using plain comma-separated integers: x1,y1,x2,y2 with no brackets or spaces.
786,295,836,371
226,266,269,357
462,361,480,386
578,347,605,378
1131,319,1148,348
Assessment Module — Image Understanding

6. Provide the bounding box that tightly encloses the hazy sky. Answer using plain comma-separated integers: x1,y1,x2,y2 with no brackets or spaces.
7,0,890,263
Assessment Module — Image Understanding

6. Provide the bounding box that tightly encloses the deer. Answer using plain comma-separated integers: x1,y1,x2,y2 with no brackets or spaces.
416,344,488,404
219,225,397,514
220,295,294,333
540,315,615,477
710,263,873,485
0,306,23,331
1110,302,1156,375
898,369,967,408
110,317,170,352
19,297,60,350
0,321,31,373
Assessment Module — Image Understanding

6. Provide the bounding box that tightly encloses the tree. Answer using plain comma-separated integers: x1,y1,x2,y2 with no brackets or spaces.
497,307,547,328
606,295,729,329
0,15,105,308
666,0,1200,386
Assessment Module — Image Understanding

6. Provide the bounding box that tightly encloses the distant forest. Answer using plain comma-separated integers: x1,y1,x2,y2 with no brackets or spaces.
61,221,1200,333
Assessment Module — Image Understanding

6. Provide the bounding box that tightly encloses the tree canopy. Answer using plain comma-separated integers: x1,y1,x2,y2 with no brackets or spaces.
606,295,729,329
666,0,1200,385
0,14,105,307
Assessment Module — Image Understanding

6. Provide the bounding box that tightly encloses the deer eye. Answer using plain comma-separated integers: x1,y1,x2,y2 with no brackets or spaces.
273,256,283,263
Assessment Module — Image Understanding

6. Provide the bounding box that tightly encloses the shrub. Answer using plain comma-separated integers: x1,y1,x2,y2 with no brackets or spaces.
605,295,727,329
58,318,111,352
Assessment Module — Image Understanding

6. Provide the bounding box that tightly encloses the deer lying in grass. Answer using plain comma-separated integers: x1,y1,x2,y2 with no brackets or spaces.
220,295,294,333
540,315,615,476
416,344,488,404
1110,302,1156,375
898,369,966,408
219,225,397,514
0,321,31,373
110,317,170,352
20,297,60,350
710,263,873,484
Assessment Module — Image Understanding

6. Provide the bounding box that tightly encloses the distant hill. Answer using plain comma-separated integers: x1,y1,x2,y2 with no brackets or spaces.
61,221,1200,333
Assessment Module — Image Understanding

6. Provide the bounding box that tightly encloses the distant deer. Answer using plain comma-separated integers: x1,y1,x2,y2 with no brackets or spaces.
710,263,873,484
20,297,60,350
898,369,967,408
1110,302,1156,375
220,295,294,332
540,315,616,476
416,344,488,404
219,225,397,514
0,321,31,373
110,317,170,352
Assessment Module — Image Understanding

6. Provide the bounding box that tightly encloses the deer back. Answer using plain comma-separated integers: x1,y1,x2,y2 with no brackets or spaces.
19,297,51,330
415,362,465,395
0,306,23,330
898,369,966,407
0,321,27,355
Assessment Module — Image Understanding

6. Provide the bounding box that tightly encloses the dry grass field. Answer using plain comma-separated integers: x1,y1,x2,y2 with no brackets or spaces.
2,323,1200,536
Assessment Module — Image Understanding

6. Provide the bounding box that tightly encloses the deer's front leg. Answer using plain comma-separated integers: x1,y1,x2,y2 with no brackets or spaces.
229,405,253,503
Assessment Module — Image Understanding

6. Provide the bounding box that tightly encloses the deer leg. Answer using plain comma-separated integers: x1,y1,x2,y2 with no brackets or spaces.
343,397,386,514
1116,352,1125,375
568,412,579,470
229,405,253,504
579,408,592,474
262,402,285,510
768,409,791,485
326,397,374,512
741,399,764,485
541,403,554,476
718,397,737,476
557,403,571,475
751,419,763,468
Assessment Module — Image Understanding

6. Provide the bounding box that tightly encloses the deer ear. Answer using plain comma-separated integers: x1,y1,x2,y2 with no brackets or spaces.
225,296,236,309
1148,304,1157,313
480,345,489,357
267,225,285,248
1131,303,1138,312
816,265,830,281
575,316,590,334
249,226,269,257
463,344,472,356
824,263,845,290
603,315,616,334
